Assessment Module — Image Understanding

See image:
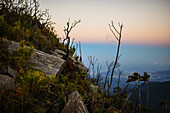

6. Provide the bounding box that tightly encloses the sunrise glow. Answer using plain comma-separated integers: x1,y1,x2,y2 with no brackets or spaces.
39,0,170,46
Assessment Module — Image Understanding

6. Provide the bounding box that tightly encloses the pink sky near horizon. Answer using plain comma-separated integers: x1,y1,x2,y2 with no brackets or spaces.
40,0,170,46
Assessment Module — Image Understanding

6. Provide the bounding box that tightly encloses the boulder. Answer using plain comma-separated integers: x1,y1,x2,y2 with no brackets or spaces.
52,49,88,74
8,66,18,77
0,74,14,93
51,51,64,59
66,56,88,73
8,40,66,76
30,49,66,76
61,91,89,113
7,40,88,76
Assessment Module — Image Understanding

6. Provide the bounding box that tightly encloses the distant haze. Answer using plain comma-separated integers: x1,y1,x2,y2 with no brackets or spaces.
81,43,170,82
40,0,170,46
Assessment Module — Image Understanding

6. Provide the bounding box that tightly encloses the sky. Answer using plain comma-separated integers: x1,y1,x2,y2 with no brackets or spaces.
40,0,170,46
38,0,170,82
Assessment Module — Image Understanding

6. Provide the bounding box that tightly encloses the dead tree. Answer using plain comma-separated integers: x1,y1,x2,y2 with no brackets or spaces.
106,21,123,95
79,41,82,62
88,56,98,80
100,20,123,111
141,72,150,113
96,63,102,86
63,19,81,59
127,72,142,113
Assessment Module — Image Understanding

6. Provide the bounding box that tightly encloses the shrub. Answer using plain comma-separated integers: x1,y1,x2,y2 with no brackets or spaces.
0,37,9,73
9,40,34,75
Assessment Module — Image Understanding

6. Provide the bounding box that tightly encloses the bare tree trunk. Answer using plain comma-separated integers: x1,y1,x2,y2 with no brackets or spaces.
88,56,97,81
79,41,82,62
63,19,81,59
92,64,95,79
147,80,149,113
65,37,70,58
100,21,123,112
107,21,123,95
138,79,141,113
117,69,121,94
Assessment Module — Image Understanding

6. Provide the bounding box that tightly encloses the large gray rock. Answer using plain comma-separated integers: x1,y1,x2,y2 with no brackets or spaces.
8,66,18,77
61,91,89,113
8,40,66,76
0,74,14,93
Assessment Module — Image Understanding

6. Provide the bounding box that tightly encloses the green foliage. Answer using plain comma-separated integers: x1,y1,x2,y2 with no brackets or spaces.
0,0,60,54
12,21,31,42
0,69,92,113
9,40,34,74
0,37,9,73
0,40,91,112
6,71,54,112
0,15,8,37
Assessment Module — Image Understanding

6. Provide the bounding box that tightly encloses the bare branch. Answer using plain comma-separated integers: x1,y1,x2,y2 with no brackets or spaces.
63,19,81,59
69,20,81,34
109,24,118,40
111,21,120,34
88,56,98,80
79,41,82,62
118,22,121,28
47,84,58,97
117,53,122,61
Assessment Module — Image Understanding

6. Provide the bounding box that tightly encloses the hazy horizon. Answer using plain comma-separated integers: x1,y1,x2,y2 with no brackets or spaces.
80,43,170,82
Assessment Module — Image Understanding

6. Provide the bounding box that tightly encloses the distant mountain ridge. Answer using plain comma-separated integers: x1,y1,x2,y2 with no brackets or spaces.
130,81,170,113
99,71,170,113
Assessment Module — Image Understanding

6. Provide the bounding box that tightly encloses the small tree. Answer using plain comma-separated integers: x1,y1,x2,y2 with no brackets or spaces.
0,38,9,73
88,56,98,82
79,41,82,62
127,72,142,113
141,72,150,113
100,21,123,112
106,21,123,95
63,19,81,59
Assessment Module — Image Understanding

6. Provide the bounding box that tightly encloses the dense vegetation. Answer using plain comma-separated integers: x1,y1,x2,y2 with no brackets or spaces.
0,0,155,113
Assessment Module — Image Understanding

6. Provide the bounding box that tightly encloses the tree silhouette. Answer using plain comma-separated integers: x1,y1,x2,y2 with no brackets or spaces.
127,72,142,113
141,72,150,113
100,21,123,112
106,21,123,95
63,19,81,59
88,56,98,81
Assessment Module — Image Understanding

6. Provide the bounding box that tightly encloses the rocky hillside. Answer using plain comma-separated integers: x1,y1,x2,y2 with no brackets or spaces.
0,39,90,113
0,0,136,113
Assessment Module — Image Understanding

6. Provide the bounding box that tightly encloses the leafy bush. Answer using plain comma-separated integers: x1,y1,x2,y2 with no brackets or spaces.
9,40,34,75
0,37,9,73
0,0,60,54
0,15,8,37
